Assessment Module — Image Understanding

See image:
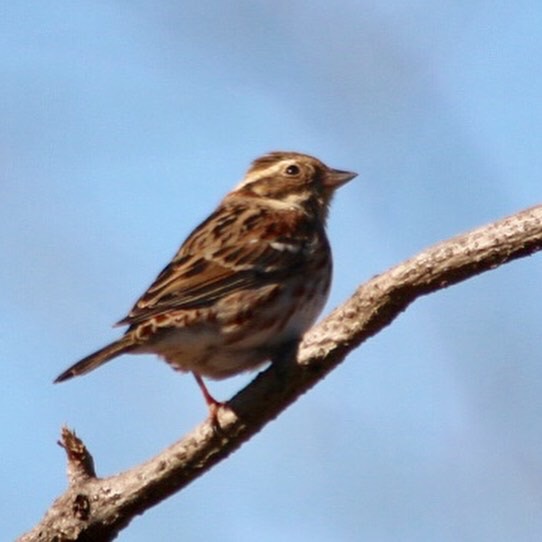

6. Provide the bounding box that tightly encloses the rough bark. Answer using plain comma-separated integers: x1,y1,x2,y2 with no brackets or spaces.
18,204,542,541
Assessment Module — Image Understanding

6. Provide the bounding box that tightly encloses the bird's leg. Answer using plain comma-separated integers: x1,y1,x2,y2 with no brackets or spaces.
272,339,300,382
193,373,224,423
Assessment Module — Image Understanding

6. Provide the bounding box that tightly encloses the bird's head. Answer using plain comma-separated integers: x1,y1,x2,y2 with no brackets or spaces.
233,151,357,222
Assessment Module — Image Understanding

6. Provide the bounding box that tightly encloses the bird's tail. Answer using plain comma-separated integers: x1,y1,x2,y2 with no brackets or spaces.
54,335,136,383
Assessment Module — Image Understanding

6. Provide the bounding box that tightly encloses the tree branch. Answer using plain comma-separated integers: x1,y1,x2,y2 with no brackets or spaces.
19,204,542,541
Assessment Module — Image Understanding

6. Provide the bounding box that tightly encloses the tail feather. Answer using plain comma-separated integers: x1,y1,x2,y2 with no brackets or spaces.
54,335,136,383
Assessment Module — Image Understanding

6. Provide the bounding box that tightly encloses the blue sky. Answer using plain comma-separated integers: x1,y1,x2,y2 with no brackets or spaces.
2,2,542,541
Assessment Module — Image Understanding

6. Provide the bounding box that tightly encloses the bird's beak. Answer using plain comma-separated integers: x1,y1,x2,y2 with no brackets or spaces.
324,168,358,189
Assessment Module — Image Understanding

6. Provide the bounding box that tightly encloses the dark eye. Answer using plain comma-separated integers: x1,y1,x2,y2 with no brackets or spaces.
285,164,300,176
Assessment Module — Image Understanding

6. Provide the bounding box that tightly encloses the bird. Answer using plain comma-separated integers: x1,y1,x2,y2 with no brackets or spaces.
55,151,357,417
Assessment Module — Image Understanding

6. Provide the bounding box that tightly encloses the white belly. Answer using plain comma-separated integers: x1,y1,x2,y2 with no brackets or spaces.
135,271,330,379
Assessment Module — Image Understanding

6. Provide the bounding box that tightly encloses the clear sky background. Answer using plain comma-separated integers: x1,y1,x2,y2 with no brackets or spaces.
2,2,542,541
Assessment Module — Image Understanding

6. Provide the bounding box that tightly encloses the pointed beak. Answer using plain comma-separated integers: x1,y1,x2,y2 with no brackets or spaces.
324,168,358,189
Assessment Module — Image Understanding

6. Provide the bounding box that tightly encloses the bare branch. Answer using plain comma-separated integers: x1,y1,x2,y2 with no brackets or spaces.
19,204,542,541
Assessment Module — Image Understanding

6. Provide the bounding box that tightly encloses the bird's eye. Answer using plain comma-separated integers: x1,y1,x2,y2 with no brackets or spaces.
285,164,301,176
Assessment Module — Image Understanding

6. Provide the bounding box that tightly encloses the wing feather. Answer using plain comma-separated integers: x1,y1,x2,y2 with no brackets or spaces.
117,201,322,327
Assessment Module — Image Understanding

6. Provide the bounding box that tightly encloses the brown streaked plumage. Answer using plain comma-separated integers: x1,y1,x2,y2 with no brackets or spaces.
55,152,357,415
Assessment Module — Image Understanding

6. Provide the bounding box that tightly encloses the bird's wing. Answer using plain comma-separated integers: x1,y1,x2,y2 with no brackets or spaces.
117,203,319,327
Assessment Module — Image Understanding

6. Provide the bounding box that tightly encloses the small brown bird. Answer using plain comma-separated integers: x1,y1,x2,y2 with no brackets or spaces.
55,152,357,416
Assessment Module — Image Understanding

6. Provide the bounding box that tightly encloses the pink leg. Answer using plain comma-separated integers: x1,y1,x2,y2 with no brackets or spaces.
193,373,223,420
